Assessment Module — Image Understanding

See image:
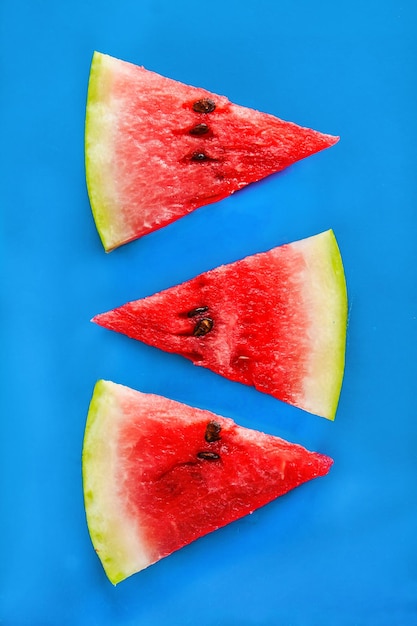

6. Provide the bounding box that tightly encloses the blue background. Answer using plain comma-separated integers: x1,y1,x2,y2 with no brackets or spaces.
2,1,417,624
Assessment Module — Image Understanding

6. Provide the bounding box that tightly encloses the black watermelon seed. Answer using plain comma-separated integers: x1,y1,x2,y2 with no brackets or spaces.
193,318,213,337
192,98,216,114
190,151,211,162
205,421,222,443
187,306,209,317
197,451,220,461
189,123,210,136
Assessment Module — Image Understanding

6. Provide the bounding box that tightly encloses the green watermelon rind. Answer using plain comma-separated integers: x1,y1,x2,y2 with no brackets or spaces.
293,229,347,420
82,380,152,584
85,52,124,252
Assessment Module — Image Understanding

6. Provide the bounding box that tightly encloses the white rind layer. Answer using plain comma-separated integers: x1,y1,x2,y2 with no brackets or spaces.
291,229,347,419
82,380,152,584
85,53,126,252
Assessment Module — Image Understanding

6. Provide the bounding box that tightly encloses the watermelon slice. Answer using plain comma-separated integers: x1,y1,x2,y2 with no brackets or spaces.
92,230,347,420
85,51,339,251
82,379,333,584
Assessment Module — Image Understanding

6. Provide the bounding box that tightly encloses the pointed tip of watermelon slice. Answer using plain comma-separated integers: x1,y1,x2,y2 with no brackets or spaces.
91,311,120,332
327,134,340,148
318,452,334,476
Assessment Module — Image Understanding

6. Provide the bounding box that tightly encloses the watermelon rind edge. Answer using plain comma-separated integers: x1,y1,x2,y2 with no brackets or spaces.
85,52,122,252
294,229,347,420
82,379,153,584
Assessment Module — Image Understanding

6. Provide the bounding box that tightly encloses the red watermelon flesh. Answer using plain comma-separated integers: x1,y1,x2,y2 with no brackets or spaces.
83,380,333,584
85,52,339,251
92,230,347,420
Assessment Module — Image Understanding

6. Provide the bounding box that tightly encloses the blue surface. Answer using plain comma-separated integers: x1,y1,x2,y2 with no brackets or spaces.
2,1,417,624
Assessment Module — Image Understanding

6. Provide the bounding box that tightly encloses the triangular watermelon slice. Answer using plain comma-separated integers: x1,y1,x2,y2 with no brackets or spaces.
92,230,347,420
85,52,339,251
83,380,333,584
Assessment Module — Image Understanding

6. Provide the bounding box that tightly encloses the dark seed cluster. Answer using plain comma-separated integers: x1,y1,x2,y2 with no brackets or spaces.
188,98,216,162
197,421,222,462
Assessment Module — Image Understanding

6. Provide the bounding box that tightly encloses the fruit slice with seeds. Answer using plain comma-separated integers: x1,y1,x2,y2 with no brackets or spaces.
92,230,347,420
83,380,333,584
85,51,339,250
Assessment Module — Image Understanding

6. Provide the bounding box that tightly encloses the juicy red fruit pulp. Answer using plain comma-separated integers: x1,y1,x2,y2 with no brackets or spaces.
87,53,339,250
93,243,309,405
118,410,332,563
113,73,337,221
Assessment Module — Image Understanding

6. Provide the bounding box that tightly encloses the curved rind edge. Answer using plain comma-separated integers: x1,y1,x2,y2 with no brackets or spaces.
85,52,121,252
295,229,347,420
82,380,152,584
